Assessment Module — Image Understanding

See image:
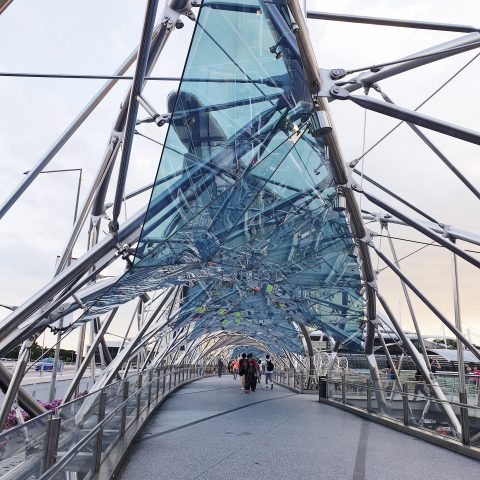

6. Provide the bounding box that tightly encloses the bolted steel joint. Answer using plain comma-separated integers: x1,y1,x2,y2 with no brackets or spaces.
330,68,346,80
329,86,349,100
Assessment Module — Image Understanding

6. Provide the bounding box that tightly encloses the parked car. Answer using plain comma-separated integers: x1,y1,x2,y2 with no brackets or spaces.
35,358,63,372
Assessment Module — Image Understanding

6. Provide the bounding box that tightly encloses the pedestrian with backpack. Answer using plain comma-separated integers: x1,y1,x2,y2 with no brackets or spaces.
265,354,274,389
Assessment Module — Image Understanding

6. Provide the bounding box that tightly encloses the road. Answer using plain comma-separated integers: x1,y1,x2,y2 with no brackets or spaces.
0,362,95,402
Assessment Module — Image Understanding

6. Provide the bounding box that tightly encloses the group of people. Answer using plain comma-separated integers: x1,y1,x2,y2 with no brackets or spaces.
227,353,275,393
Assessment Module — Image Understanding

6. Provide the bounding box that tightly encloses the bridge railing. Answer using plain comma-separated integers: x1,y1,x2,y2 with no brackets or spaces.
320,376,480,458
0,365,211,480
273,370,480,458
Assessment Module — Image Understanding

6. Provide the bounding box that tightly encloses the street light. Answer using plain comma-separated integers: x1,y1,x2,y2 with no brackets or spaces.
23,168,83,223
23,168,83,401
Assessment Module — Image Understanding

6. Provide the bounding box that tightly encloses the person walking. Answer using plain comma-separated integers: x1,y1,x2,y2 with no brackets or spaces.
217,358,224,378
257,359,262,386
239,353,247,390
264,354,274,390
244,353,258,393
412,368,427,400
232,358,239,380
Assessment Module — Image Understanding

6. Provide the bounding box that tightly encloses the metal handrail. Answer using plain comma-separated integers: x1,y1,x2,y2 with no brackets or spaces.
0,365,209,480
38,369,177,479
328,378,480,411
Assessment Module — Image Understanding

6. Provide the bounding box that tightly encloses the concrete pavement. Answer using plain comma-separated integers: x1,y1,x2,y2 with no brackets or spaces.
119,376,480,480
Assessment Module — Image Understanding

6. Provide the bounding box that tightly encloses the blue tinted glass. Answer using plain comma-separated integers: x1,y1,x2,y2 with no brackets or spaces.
79,0,364,353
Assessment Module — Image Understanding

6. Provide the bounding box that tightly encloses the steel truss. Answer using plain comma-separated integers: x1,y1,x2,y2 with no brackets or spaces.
0,0,478,453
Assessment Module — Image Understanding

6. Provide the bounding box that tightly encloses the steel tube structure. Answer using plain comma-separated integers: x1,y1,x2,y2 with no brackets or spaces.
352,169,440,225
289,0,384,406
373,90,480,201
0,45,140,222
307,11,479,33
1,2,480,466
344,32,480,91
334,91,480,146
0,0,13,15
0,341,32,430
451,250,466,394
376,291,462,436
110,0,159,230
362,212,480,247
91,288,176,389
62,308,118,403
362,189,480,269
373,245,480,361
0,203,145,355
385,230,431,368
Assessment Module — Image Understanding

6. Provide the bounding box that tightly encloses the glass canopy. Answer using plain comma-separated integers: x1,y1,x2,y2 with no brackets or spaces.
80,0,365,353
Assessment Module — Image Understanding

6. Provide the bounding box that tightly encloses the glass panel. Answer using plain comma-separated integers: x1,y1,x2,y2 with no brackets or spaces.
0,411,51,479
71,0,364,355
57,390,102,458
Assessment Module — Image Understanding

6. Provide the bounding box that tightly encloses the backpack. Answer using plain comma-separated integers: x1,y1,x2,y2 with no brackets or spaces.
266,360,274,372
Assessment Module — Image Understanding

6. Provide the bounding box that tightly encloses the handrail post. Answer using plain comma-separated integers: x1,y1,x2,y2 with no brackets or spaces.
155,368,161,399
341,371,346,405
94,389,107,472
162,370,167,395
42,414,61,473
459,391,470,445
147,370,153,407
120,381,129,437
402,383,409,426
366,378,372,413
136,374,143,417
169,369,172,390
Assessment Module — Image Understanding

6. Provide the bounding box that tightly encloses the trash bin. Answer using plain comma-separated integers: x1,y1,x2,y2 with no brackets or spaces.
319,376,327,401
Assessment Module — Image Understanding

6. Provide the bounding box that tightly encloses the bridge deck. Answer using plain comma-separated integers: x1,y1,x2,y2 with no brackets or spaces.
119,376,478,480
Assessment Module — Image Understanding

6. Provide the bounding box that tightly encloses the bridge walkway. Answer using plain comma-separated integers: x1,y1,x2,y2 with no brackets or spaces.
118,376,479,480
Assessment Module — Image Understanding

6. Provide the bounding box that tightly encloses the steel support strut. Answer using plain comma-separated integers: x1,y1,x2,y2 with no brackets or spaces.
362,190,480,269
372,89,480,201
0,41,141,222
0,337,38,429
332,89,480,146
62,308,118,403
385,229,431,369
372,244,480,361
287,0,385,408
376,291,462,436
307,11,480,34
109,0,159,231
343,32,480,92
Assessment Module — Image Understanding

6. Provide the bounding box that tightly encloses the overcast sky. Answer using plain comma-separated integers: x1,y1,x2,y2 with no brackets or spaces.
0,0,479,352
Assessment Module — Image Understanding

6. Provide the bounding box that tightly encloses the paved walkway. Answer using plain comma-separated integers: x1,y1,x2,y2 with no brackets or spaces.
119,376,479,480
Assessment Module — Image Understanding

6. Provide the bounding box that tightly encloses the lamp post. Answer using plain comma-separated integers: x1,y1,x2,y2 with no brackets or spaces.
23,168,82,401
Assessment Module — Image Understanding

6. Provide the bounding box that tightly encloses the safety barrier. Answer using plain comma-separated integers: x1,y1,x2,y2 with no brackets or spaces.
273,370,480,460
0,365,211,479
